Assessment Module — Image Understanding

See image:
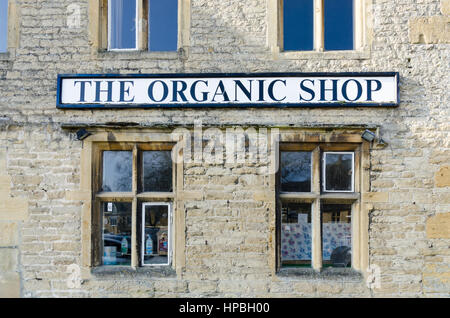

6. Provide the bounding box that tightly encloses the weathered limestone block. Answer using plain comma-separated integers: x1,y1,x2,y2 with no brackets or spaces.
409,16,450,44
435,166,450,188
426,213,450,239
0,273,20,298
362,192,389,203
0,222,18,246
442,0,450,15
0,249,18,272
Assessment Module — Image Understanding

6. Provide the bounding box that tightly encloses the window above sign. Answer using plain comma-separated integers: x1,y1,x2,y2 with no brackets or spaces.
90,0,189,56
0,0,19,59
0,0,8,53
268,0,373,59
107,0,178,51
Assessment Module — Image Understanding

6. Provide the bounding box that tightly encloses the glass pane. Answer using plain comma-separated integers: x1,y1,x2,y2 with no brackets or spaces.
102,151,132,192
322,204,352,268
324,152,353,191
149,0,178,51
324,0,354,50
109,0,137,49
0,0,8,52
281,203,312,267
142,151,173,192
281,151,311,192
143,204,170,265
283,0,313,51
103,202,132,266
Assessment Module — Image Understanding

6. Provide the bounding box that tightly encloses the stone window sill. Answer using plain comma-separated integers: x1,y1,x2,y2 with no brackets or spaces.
274,49,371,60
91,266,176,278
96,49,185,61
277,267,363,281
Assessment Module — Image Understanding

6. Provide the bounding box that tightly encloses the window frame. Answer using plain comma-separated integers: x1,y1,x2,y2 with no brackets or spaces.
90,141,178,269
268,0,372,59
275,135,368,273
141,202,173,267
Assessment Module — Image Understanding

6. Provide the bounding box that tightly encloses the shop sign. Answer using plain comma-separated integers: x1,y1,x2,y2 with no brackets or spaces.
57,72,399,109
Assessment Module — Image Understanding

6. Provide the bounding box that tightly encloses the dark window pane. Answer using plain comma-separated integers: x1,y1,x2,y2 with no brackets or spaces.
324,0,354,50
324,152,353,191
142,151,173,192
283,0,314,51
149,0,178,51
281,203,311,267
109,0,137,49
103,202,132,266
0,0,7,52
322,204,352,268
143,204,170,265
102,151,132,192
281,151,311,192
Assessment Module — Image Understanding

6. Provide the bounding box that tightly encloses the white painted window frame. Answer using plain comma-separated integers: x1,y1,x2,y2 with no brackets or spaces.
322,151,355,193
141,202,173,267
107,0,139,51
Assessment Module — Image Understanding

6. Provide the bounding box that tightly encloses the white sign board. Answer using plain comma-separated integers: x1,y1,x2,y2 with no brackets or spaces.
57,73,399,108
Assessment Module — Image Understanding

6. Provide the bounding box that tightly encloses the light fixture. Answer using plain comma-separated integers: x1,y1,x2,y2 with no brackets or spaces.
361,130,376,142
76,128,91,141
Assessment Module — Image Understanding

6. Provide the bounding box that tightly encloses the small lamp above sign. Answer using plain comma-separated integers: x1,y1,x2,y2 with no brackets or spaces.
76,128,91,141
361,130,376,142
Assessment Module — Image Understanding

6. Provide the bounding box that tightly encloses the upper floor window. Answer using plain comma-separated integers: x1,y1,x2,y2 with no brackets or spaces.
283,0,354,51
106,0,178,51
271,0,371,57
0,0,8,53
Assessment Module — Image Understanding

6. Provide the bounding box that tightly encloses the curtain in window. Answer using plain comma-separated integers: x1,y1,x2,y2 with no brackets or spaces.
110,0,136,49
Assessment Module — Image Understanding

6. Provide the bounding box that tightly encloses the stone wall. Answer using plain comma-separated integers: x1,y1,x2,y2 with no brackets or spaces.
0,0,448,297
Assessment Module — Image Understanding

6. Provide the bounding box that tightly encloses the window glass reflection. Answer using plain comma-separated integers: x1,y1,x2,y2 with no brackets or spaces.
142,204,170,265
102,151,132,192
324,0,354,51
281,203,312,267
324,152,353,191
109,0,137,49
283,0,314,51
142,151,173,192
281,151,312,192
148,0,178,51
322,204,352,268
103,202,132,266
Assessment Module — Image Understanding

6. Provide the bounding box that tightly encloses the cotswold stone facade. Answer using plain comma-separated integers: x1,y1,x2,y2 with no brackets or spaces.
0,0,449,298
